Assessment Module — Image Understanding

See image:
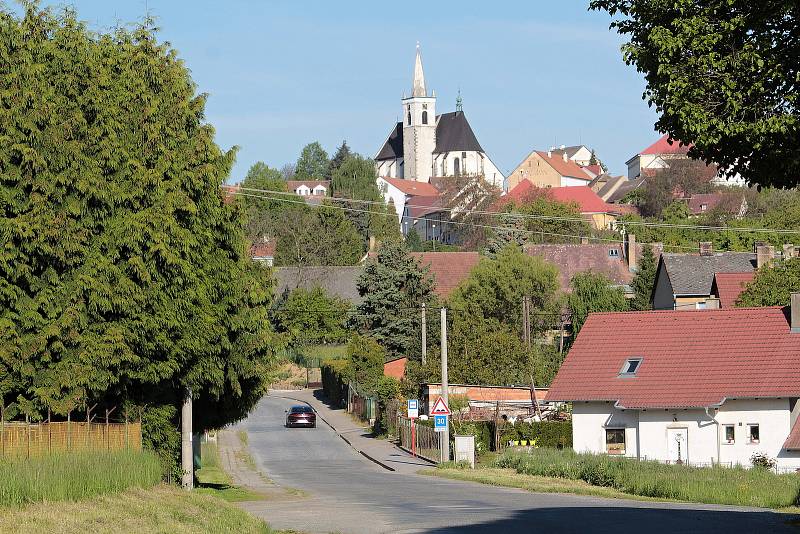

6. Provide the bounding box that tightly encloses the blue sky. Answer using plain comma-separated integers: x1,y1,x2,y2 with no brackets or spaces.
34,1,660,181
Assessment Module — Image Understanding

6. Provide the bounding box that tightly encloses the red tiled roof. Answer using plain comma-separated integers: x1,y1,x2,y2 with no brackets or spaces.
687,193,724,215
712,272,755,308
249,239,276,259
583,164,603,177
536,151,593,180
525,243,633,292
784,418,800,450
381,177,440,196
545,306,800,408
411,252,481,297
407,195,444,218
640,134,691,155
503,183,623,215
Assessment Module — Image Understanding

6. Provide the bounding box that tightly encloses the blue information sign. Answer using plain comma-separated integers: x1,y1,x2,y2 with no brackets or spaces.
434,415,447,432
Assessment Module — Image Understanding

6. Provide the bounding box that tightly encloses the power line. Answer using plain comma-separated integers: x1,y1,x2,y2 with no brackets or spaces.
227,189,727,253
232,185,800,236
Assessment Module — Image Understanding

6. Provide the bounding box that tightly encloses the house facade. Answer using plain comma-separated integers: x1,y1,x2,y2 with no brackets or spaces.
507,149,593,191
546,301,800,469
287,180,330,197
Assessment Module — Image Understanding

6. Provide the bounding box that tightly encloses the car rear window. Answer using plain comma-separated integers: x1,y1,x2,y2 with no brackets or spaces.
289,406,313,414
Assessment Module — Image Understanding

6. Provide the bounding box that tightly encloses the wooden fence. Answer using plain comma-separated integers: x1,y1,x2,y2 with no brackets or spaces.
398,416,441,464
0,421,142,458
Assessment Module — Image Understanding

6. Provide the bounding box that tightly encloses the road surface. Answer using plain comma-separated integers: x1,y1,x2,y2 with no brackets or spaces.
233,394,798,534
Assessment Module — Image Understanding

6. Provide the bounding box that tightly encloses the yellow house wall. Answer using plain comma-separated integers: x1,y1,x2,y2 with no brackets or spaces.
508,152,562,191
674,296,710,310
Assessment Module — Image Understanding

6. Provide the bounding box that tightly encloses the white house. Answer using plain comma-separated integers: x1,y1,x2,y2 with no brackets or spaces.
287,180,329,197
376,176,440,223
374,45,504,188
546,298,800,470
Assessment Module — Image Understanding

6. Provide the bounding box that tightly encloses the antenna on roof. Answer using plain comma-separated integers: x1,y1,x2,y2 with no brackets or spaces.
456,88,463,112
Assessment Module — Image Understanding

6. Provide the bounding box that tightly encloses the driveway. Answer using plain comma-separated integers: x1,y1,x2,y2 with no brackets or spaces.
230,393,799,534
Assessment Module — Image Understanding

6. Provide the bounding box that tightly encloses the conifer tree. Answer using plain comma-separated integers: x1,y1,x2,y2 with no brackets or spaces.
328,140,353,176
629,245,657,311
0,5,280,476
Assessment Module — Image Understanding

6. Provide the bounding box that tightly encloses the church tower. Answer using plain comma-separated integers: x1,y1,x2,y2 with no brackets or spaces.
401,44,436,182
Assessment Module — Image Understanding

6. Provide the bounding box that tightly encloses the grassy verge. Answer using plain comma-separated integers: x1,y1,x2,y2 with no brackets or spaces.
0,484,278,534
0,450,161,507
429,449,800,509
195,438,265,502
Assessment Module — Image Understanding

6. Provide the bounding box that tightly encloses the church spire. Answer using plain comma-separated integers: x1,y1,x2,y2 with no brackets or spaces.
412,42,426,97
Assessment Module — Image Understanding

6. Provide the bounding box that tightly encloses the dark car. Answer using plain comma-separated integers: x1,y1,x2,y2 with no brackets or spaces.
285,405,316,428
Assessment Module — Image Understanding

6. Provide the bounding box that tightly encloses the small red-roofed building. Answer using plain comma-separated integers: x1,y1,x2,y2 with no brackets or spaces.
546,298,800,469
711,272,755,308
249,237,276,266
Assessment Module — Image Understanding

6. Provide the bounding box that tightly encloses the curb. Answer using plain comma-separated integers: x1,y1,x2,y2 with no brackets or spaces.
274,392,397,472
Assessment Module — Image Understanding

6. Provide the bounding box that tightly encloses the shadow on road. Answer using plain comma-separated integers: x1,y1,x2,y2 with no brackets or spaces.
420,506,800,534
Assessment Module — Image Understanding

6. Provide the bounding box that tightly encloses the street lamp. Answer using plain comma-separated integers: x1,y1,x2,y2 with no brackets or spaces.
431,224,437,251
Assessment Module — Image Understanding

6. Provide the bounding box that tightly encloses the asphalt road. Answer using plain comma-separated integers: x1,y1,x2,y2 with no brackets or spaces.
236,394,799,534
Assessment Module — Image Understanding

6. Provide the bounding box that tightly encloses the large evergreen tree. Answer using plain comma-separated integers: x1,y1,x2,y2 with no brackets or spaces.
328,140,353,177
0,6,280,475
354,240,434,359
568,272,629,336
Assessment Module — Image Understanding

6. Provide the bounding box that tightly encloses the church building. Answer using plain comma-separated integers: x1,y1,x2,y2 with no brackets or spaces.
374,46,504,189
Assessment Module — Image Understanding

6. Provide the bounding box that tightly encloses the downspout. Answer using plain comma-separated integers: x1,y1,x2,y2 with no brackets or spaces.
704,406,720,466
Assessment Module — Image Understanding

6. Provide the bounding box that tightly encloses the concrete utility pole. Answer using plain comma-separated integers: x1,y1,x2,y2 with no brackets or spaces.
181,388,193,490
440,307,450,462
421,303,427,365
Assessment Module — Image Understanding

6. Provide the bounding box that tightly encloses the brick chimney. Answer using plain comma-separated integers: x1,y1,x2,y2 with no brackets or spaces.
626,234,637,272
699,241,713,256
756,245,775,269
793,293,800,333
784,243,797,260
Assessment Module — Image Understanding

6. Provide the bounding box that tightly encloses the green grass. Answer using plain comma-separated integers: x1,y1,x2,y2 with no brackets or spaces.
0,485,281,533
195,441,232,486
0,450,162,508
491,448,800,509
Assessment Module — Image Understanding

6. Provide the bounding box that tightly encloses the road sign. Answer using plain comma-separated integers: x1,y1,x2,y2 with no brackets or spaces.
430,397,451,416
407,399,419,419
434,415,448,432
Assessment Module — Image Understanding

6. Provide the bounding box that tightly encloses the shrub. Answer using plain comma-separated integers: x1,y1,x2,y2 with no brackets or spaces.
320,358,352,407
750,452,777,470
498,421,572,449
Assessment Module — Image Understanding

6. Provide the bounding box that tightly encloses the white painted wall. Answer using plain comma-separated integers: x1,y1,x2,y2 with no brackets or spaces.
560,176,592,187
376,178,406,222
402,96,436,182
572,399,800,468
569,146,593,166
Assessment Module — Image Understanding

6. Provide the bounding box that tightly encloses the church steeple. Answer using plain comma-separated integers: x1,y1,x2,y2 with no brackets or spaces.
412,42,426,97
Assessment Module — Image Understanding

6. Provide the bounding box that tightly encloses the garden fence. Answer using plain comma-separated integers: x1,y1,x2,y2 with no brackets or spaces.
0,420,142,458
398,415,441,464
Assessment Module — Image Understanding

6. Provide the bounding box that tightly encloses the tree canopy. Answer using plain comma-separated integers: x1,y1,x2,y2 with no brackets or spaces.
240,161,289,240
329,140,353,177
354,240,434,359
273,287,351,345
274,203,364,266
567,272,629,336
737,258,800,307
0,5,280,475
295,141,330,180
629,244,657,311
591,0,799,188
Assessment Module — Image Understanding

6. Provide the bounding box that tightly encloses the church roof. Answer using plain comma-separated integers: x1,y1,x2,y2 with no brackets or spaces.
375,111,485,161
375,122,403,161
434,111,484,154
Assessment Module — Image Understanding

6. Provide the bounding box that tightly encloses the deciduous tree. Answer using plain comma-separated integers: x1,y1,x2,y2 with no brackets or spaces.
737,258,800,307
567,272,629,336
590,0,800,188
295,141,330,180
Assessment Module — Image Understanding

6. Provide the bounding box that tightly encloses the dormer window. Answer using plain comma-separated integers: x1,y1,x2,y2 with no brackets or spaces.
619,358,642,376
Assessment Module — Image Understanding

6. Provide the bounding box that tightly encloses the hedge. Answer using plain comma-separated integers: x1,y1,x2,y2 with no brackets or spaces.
320,358,352,407
414,418,571,452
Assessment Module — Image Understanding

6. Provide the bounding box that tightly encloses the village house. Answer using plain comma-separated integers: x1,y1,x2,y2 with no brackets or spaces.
524,234,647,297
589,174,645,203
687,193,747,218
286,180,330,197
248,237,276,267
652,243,766,310
507,148,594,192
546,298,800,470
423,383,551,420
503,181,637,230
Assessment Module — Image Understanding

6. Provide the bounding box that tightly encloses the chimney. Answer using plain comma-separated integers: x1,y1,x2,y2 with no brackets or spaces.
699,241,713,256
784,243,796,260
756,245,775,269
562,152,568,163
368,235,377,253
793,293,800,333
547,149,552,158
705,298,721,310
627,234,637,272
580,236,589,245
560,144,566,150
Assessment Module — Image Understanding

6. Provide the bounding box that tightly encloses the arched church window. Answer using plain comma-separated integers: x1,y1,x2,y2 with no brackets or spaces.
442,159,446,176
407,112,411,126
422,111,428,125
454,157,461,176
